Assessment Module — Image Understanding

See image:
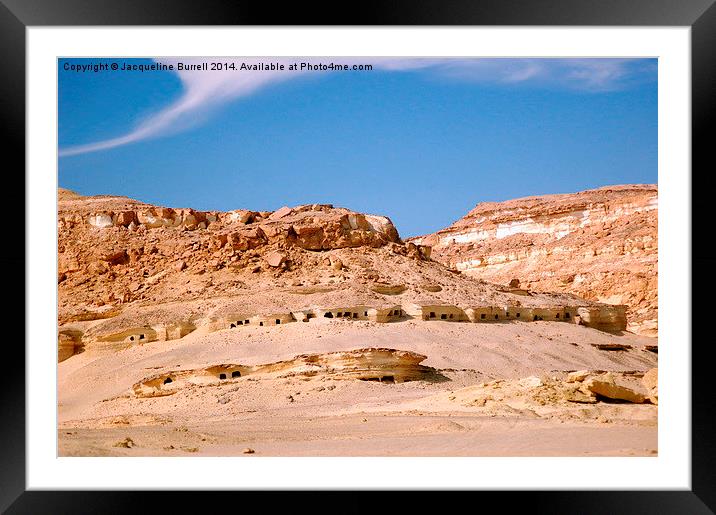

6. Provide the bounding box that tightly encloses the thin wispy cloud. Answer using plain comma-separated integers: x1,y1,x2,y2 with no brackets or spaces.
58,58,655,157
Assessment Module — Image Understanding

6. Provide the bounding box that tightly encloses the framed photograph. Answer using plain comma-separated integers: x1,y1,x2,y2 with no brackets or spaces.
5,0,712,511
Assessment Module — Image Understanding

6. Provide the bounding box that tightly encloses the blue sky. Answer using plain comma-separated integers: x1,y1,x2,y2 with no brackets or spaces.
58,58,657,237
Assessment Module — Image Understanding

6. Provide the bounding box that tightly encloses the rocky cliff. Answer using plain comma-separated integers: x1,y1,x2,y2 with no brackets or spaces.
58,189,409,321
410,185,657,336
57,188,595,324
58,188,629,361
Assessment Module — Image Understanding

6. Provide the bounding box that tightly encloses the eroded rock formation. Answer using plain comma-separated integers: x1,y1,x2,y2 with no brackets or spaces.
132,348,436,397
58,190,418,324
68,299,629,356
410,185,657,336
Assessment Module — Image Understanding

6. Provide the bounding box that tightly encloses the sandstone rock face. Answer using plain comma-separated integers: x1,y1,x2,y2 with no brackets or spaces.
410,185,657,336
58,329,83,362
559,370,654,405
577,306,628,333
131,348,436,397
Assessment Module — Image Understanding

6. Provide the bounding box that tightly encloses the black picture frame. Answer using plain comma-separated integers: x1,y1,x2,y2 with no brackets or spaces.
3,1,712,512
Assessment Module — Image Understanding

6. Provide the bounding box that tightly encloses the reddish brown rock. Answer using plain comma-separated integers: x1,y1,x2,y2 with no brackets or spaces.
116,211,138,227
264,251,287,268
228,228,267,251
294,225,325,250
269,206,292,220
101,250,129,265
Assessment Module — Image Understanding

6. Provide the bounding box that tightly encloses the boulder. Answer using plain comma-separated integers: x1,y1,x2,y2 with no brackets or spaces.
566,370,591,383
642,368,658,391
578,306,628,333
116,211,138,227
88,213,114,228
562,386,598,403
418,245,432,259
182,212,198,229
269,206,292,220
642,368,658,404
583,374,645,403
113,437,135,448
226,210,255,224
265,251,287,268
518,376,542,388
265,225,298,245
227,228,266,250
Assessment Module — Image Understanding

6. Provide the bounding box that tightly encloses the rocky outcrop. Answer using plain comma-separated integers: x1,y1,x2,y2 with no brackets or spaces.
59,197,401,252
397,371,657,420
576,306,628,333
565,370,649,403
58,192,418,322
58,329,84,362
583,375,646,403
131,348,436,397
410,185,657,336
